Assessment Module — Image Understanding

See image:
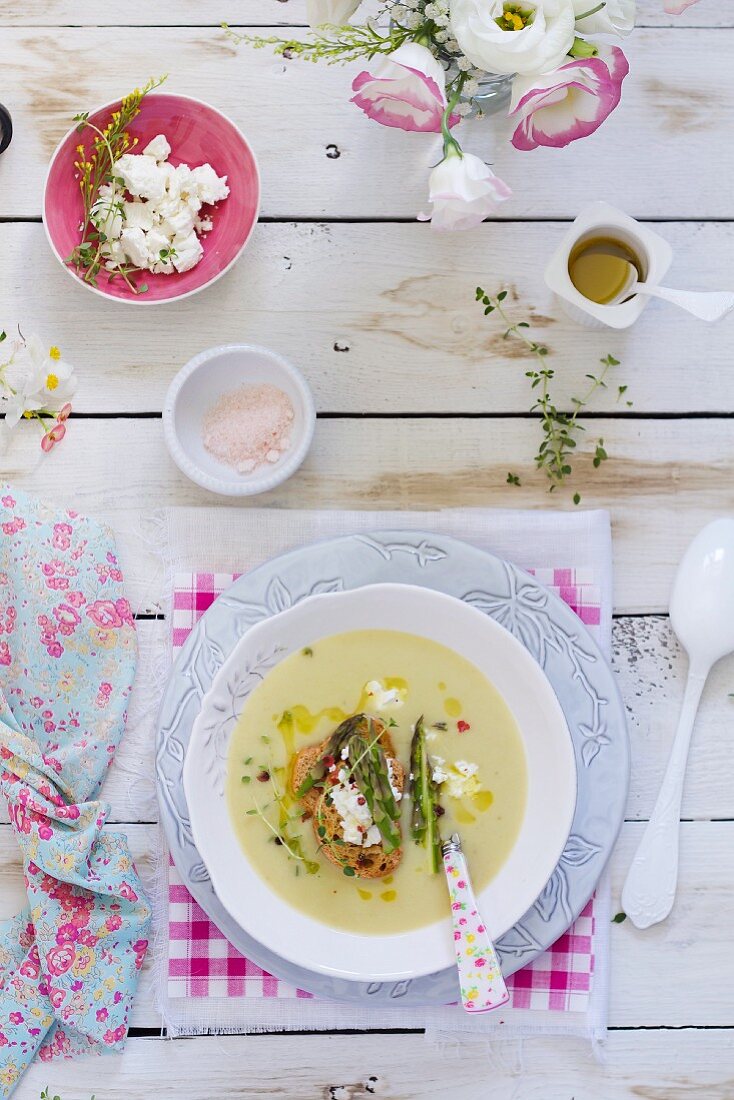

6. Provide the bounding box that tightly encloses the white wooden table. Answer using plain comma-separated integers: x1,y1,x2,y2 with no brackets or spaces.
1,2,733,1095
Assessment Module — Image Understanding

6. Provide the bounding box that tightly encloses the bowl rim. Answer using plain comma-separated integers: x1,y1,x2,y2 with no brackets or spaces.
42,91,261,307
162,343,317,497
183,581,579,982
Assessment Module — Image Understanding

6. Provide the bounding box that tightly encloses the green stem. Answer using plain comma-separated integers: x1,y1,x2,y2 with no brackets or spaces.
575,1,606,19
441,72,467,154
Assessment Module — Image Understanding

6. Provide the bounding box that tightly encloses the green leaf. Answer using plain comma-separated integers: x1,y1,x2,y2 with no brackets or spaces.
497,289,507,301
343,866,356,877
573,493,581,505
612,911,627,924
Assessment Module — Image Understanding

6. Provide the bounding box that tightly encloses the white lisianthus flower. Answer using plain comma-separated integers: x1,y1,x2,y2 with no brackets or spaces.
449,0,576,77
573,0,635,36
418,148,512,231
306,0,361,26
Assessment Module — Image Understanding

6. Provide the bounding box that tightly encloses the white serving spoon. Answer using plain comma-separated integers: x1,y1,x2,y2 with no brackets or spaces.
442,833,509,1013
622,518,734,929
614,263,734,321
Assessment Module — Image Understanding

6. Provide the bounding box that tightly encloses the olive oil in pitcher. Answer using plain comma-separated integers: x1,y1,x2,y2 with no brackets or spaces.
568,235,644,305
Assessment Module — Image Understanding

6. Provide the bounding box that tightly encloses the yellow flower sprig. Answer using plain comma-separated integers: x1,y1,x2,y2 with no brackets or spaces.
66,75,168,294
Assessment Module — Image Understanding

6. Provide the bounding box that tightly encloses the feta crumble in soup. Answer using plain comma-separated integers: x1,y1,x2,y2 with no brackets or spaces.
226,629,527,935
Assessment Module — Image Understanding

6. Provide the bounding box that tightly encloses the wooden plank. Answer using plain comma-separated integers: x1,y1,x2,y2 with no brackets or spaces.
4,614,732,827
2,0,728,27
2,821,733,1028
5,219,734,416
1,416,733,615
16,1027,734,1100
1,28,733,219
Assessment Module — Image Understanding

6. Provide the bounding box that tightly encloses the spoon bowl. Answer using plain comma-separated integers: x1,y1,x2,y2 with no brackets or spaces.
612,260,734,322
670,517,734,671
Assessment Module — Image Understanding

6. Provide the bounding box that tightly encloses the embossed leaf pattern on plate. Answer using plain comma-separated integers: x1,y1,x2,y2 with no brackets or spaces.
463,562,610,770
534,833,602,924
219,575,344,627
355,534,447,568
199,644,285,796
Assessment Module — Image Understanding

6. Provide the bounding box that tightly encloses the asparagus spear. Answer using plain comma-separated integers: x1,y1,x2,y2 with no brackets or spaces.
296,714,402,853
348,720,401,853
295,715,361,797
409,716,442,874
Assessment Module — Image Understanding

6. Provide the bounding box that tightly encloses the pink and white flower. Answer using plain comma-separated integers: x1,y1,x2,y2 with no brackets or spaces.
306,0,360,27
418,148,512,231
664,0,700,11
509,46,629,151
351,42,460,134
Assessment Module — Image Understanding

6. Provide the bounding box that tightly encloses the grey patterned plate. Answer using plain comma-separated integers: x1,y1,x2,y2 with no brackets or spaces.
156,531,629,1007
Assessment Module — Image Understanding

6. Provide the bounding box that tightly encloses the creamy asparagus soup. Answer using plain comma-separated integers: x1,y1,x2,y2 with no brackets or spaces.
226,629,527,935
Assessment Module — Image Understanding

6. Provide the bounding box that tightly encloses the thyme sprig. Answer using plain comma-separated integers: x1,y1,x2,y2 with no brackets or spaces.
65,75,167,294
476,287,623,501
224,20,416,65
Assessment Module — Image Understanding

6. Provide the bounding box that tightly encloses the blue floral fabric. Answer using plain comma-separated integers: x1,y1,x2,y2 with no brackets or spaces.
0,487,151,1097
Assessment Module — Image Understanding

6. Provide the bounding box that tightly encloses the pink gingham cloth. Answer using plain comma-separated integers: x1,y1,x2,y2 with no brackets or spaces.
166,568,600,1015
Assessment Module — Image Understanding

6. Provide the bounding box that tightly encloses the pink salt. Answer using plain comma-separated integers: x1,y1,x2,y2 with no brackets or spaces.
202,383,295,475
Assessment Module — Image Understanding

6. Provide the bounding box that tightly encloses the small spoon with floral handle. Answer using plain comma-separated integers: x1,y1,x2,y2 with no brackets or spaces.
442,833,509,1013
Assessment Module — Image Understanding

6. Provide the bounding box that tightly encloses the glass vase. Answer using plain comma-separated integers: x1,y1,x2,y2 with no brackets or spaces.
466,72,513,117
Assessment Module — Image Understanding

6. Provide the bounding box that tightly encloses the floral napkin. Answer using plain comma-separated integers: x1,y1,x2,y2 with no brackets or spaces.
0,488,151,1098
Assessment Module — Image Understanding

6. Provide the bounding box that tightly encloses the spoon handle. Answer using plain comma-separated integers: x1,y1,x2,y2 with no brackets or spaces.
622,668,708,929
637,284,734,322
442,834,509,1013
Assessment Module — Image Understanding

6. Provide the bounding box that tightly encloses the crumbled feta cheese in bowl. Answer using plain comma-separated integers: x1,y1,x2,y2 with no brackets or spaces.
44,91,261,303
142,133,171,160
98,135,229,281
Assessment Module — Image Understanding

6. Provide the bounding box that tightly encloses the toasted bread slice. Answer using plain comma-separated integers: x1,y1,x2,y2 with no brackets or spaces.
290,716,404,880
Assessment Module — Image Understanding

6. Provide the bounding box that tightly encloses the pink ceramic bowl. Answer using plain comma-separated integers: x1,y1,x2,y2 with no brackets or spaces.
43,93,260,305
